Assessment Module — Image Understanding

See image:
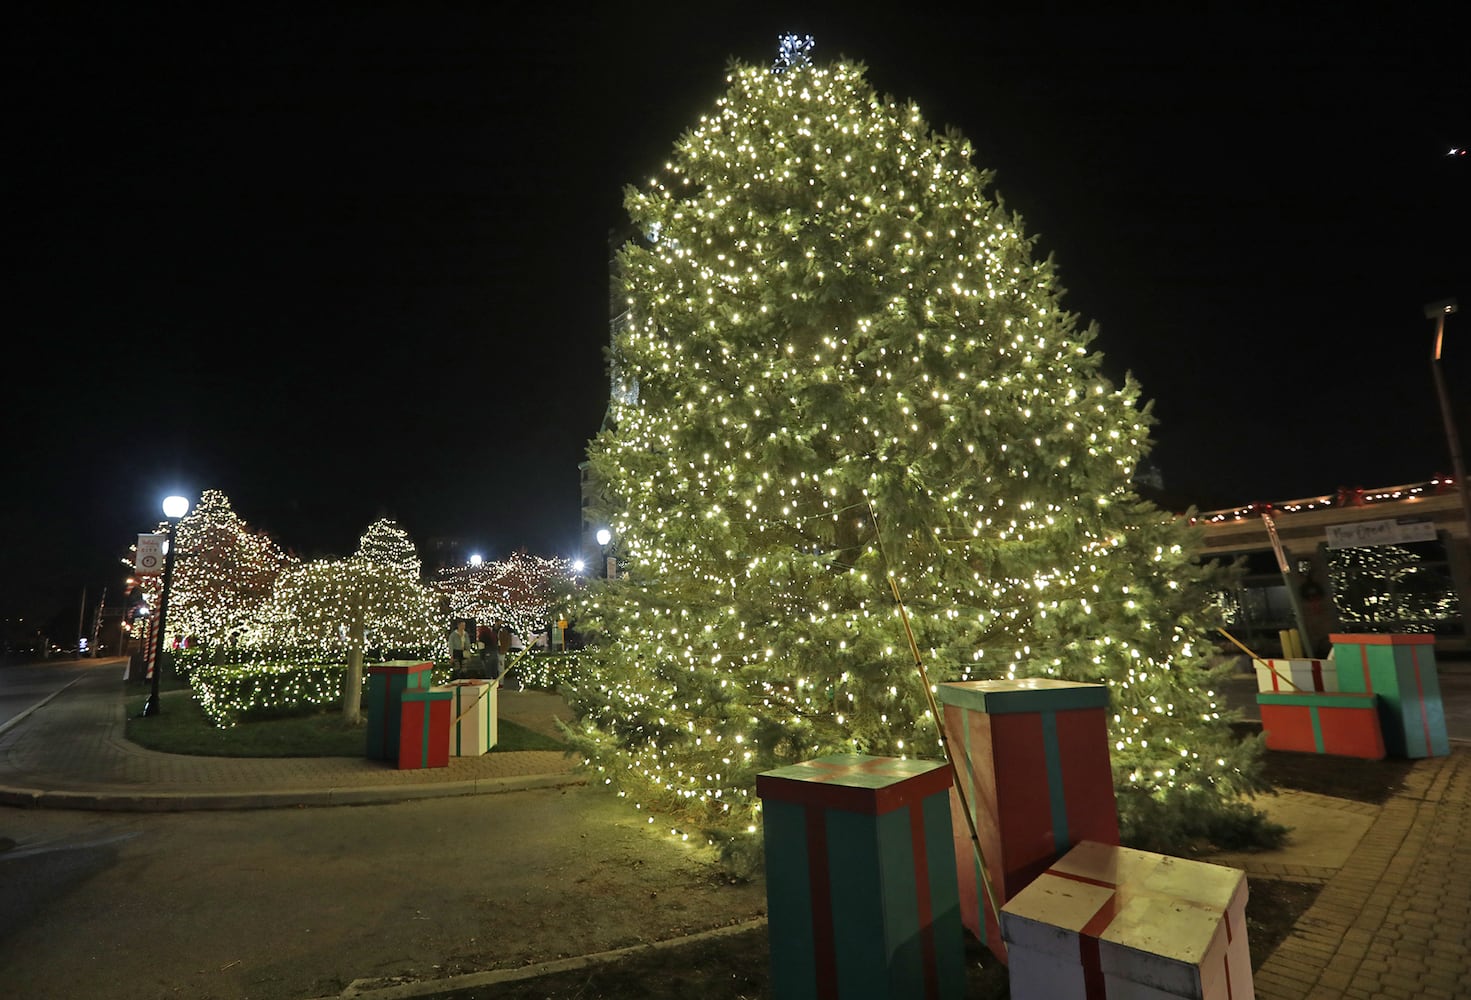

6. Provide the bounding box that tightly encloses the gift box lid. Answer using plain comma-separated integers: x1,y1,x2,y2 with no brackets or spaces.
756,754,952,815
368,660,433,676
937,678,1110,714
1002,841,1246,978
1256,691,1378,709
1330,633,1435,647
401,689,453,704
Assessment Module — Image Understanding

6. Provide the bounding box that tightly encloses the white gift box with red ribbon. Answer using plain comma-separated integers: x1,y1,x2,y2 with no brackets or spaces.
1253,657,1337,694
1000,840,1253,1000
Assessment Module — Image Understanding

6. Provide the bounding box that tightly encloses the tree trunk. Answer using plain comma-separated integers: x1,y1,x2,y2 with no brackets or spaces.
341,590,367,723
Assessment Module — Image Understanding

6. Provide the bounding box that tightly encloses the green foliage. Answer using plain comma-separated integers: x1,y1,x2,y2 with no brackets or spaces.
191,661,349,727
571,55,1266,864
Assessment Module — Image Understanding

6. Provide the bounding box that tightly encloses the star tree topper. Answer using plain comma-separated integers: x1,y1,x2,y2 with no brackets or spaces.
773,33,814,73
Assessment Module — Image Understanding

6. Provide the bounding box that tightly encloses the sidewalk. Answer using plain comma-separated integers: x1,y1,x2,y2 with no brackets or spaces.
2,664,1469,998
0,662,583,811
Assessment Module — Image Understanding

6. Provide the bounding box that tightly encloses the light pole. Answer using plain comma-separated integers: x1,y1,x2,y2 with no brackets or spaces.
141,494,190,717
1427,299,1471,533
596,527,615,579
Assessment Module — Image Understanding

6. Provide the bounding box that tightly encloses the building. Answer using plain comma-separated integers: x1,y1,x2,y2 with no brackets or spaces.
1191,478,1470,655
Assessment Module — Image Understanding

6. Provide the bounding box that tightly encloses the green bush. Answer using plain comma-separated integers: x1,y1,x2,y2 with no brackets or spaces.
192,661,349,728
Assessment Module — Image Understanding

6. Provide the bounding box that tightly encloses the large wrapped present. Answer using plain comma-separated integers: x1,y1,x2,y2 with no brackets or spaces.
1253,658,1337,693
1257,691,1385,759
757,754,964,1000
397,688,452,770
433,679,498,757
1330,633,1448,758
1001,840,1252,1000
935,679,1119,961
366,661,433,761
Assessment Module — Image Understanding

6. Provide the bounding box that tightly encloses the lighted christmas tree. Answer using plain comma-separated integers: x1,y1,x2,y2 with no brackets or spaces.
437,551,574,641
570,47,1265,866
155,490,293,653
244,519,445,721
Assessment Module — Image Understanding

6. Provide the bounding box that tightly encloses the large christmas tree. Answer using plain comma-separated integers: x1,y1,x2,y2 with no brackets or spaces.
570,49,1264,866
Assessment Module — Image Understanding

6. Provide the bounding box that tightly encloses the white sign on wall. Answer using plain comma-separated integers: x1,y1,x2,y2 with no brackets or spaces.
135,534,164,575
1325,518,1439,550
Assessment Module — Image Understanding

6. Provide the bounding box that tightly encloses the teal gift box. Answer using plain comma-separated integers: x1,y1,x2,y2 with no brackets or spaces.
366,661,433,761
757,754,964,1000
1330,633,1448,758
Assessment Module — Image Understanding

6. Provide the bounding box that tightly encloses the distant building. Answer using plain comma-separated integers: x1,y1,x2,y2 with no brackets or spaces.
1191,479,1470,654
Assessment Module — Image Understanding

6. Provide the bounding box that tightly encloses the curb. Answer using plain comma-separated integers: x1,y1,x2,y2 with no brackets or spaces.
307,917,770,1000
0,771,588,812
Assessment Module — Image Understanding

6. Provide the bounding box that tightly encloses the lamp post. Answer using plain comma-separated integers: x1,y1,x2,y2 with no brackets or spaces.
596,527,615,579
141,494,190,717
1427,300,1471,533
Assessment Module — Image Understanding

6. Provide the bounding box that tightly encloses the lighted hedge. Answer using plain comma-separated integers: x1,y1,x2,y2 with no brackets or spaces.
191,662,351,728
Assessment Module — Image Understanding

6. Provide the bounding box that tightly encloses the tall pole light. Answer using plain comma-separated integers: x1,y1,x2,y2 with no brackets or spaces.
141,494,190,717
596,527,614,579
1427,300,1471,530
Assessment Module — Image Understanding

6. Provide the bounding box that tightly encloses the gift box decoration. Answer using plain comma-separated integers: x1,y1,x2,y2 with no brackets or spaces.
397,688,453,770
1000,840,1253,1000
1253,658,1337,694
757,754,965,1000
1257,691,1385,759
1330,633,1449,758
366,661,434,760
935,678,1119,962
433,679,498,757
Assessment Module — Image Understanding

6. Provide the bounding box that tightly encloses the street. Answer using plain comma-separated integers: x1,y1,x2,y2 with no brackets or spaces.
0,785,766,999
0,658,98,732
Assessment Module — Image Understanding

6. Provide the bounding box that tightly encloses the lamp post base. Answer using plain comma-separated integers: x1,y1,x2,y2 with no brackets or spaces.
140,694,162,717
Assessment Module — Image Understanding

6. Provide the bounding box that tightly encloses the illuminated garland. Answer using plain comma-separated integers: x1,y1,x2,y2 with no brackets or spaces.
570,52,1260,868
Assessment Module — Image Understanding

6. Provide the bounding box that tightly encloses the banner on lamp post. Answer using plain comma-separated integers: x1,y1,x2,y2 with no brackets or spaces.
135,534,164,575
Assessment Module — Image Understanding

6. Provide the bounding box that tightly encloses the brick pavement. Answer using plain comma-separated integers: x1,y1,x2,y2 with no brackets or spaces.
0,666,582,810
1253,746,1471,1000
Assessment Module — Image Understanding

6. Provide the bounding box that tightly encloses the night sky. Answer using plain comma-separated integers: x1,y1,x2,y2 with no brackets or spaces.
4,7,1467,634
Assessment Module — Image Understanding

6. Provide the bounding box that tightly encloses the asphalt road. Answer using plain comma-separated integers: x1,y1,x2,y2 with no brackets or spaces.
0,658,96,732
0,785,766,1000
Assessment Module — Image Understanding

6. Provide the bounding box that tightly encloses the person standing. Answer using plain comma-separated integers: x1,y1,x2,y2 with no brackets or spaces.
448,620,470,677
478,622,501,680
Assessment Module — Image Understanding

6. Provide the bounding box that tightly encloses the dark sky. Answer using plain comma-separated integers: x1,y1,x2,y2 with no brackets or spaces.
4,7,1467,632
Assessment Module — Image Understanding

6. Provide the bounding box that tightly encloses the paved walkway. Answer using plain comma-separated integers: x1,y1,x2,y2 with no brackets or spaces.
0,663,582,810
3,661,1470,999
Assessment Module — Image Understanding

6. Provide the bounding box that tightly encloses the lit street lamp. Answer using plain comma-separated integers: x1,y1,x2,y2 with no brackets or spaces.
1427,299,1471,535
141,494,190,717
596,527,615,579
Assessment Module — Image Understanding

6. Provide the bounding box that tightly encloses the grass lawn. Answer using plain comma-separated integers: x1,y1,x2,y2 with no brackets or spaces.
123,686,567,757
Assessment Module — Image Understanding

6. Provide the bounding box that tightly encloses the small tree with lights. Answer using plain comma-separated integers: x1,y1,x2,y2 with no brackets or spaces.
570,43,1267,868
245,519,445,722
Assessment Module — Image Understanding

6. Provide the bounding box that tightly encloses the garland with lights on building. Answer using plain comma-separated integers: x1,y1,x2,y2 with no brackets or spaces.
568,42,1269,868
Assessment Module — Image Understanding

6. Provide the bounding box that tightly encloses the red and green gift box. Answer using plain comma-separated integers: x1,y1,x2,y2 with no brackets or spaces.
397,688,452,770
366,661,433,761
757,754,964,1000
1000,840,1253,1000
1257,690,1385,759
935,678,1119,961
1329,633,1448,758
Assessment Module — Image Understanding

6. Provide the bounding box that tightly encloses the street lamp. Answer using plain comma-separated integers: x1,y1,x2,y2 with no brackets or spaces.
141,494,190,717
595,528,615,579
1426,299,1471,537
